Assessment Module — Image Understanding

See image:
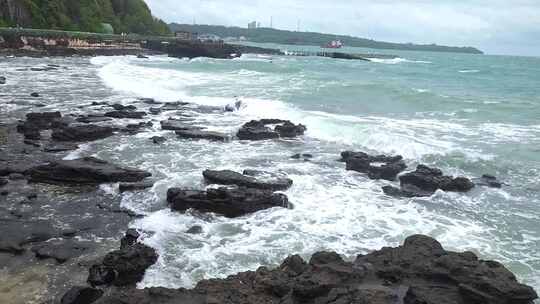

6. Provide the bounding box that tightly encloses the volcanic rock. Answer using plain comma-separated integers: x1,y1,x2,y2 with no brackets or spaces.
111,104,137,111
203,169,293,191
119,181,154,193
291,153,313,160
88,239,158,286
341,151,407,181
0,76,6,84
151,136,166,144
30,92,40,97
175,130,229,141
61,286,103,304
105,110,147,119
52,124,115,142
237,119,306,140
27,157,151,185
186,225,203,234
31,240,90,263
474,174,503,188
76,115,113,124
167,187,290,218
75,234,538,304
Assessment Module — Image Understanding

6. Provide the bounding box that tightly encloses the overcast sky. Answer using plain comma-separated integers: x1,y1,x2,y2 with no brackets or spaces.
145,0,540,56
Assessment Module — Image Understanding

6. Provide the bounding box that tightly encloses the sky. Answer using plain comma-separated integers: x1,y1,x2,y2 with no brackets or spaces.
145,0,540,56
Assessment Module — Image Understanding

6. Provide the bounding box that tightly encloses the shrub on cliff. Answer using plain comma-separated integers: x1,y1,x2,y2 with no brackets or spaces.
2,0,171,36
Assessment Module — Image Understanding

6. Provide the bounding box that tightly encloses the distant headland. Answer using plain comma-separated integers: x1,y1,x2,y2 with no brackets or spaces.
170,23,484,54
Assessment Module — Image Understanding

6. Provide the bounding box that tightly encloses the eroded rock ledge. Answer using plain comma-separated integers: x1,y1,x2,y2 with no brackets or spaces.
62,233,537,304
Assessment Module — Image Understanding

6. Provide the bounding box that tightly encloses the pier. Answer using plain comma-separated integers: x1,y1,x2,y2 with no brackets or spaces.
282,50,398,61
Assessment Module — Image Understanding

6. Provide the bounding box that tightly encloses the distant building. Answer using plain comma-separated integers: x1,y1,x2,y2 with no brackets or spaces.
248,21,257,29
175,31,197,40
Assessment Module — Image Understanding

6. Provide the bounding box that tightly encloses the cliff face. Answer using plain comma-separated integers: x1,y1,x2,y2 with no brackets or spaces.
0,0,32,26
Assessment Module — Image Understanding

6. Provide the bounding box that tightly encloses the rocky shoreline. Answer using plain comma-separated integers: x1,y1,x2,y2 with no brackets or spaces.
0,61,537,303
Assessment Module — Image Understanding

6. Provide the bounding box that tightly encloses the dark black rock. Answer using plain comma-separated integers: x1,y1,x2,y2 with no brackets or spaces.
31,240,90,263
17,111,62,134
120,121,153,134
0,177,7,186
275,121,307,138
167,187,290,218
105,111,146,119
61,286,103,304
76,115,113,124
186,225,203,234
341,151,407,181
137,54,149,59
382,185,434,198
203,169,293,191
43,143,79,152
149,107,161,115
27,157,151,185
111,104,137,111
151,136,166,144
64,234,538,304
119,181,154,193
399,165,475,193
52,124,115,142
23,139,41,147
237,119,306,140
30,92,40,97
120,229,140,249
0,76,5,84
88,243,158,286
175,130,229,141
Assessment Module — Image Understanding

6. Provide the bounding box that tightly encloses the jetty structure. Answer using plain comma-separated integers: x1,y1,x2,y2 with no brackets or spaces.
0,28,396,61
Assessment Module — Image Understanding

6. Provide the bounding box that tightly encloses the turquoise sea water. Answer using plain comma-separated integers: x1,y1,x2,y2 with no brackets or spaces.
2,45,539,293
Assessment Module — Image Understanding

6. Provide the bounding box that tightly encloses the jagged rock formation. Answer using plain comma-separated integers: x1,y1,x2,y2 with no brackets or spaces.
62,234,538,304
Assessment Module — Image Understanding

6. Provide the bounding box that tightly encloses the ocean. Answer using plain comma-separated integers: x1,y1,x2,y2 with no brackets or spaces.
1,44,539,292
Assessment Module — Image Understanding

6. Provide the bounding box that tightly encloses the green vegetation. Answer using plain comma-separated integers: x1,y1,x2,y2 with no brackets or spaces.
170,24,483,54
2,0,171,36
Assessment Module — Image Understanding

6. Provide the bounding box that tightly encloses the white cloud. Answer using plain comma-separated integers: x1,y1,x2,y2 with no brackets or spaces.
145,0,540,56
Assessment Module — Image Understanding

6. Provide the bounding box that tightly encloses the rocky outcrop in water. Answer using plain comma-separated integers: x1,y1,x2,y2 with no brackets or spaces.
383,164,475,197
341,151,407,181
61,234,538,304
237,119,306,140
167,187,290,218
105,110,147,119
175,129,229,141
52,124,115,142
203,169,293,191
27,157,151,185
88,230,158,287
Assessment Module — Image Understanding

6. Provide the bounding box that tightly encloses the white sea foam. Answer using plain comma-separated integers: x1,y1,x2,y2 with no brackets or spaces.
367,58,432,64
88,56,540,291
459,69,480,73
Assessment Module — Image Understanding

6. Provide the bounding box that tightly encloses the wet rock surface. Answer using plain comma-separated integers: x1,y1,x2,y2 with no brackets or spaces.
203,169,293,191
384,165,475,198
88,232,158,287
341,151,407,181
237,119,306,140
167,187,290,218
27,157,151,185
105,110,147,119
52,124,115,142
62,234,538,304
175,129,229,141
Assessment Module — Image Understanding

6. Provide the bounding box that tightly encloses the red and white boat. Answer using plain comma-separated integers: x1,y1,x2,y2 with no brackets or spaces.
322,40,343,49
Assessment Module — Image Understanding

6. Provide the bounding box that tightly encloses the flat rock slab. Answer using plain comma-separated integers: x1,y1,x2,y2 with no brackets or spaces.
119,182,154,193
167,187,290,218
203,169,293,191
76,115,113,124
341,151,406,181
105,111,147,119
0,219,59,254
43,143,79,153
32,240,91,263
27,157,151,185
175,130,229,141
52,124,115,142
61,286,103,304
